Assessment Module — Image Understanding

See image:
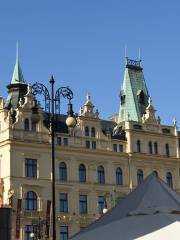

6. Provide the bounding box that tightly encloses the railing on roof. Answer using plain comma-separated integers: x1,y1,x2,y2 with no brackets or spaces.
126,58,142,69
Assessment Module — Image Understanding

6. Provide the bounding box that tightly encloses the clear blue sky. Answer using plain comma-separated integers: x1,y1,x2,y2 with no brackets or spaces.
0,1,179,124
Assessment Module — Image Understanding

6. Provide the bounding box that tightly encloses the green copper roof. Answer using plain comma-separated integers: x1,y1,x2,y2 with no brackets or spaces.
11,44,26,84
118,58,149,122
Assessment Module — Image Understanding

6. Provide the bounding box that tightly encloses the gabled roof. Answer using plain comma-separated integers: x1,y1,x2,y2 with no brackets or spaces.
71,173,180,240
118,58,149,122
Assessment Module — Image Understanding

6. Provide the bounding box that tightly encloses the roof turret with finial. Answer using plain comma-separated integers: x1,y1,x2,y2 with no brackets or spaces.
79,93,99,118
5,43,28,110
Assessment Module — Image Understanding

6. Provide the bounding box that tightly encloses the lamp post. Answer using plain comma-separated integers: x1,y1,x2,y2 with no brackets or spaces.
32,76,76,240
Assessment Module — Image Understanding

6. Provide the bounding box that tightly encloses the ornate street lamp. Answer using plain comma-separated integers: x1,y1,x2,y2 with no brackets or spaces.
32,76,76,240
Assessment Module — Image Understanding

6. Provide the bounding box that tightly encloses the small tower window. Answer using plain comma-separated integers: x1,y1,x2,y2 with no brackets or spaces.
138,90,145,105
120,95,126,105
85,126,89,137
24,119,29,131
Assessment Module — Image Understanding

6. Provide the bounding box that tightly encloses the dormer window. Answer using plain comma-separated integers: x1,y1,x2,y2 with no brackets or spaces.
120,95,126,105
137,90,145,105
120,90,126,105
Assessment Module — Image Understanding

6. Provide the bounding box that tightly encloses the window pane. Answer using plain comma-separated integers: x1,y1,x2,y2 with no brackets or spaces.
116,168,123,185
25,159,37,178
92,141,96,149
113,144,117,152
31,122,37,132
166,172,173,188
25,191,37,210
91,127,95,137
63,138,68,146
60,193,68,212
86,141,90,149
119,144,123,152
25,225,38,240
98,166,105,184
79,195,87,214
79,164,86,182
57,137,62,145
98,196,105,214
137,170,143,185
60,225,68,240
85,127,89,136
59,162,67,181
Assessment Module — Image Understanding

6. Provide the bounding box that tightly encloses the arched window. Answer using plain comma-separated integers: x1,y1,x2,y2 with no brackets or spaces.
85,126,89,137
148,141,153,154
59,162,67,181
137,169,143,185
166,172,173,188
25,191,37,210
138,90,145,105
98,166,105,184
152,170,158,177
116,168,123,185
154,142,158,154
91,127,96,137
31,122,37,132
137,140,141,153
24,118,29,131
79,164,86,182
165,143,170,157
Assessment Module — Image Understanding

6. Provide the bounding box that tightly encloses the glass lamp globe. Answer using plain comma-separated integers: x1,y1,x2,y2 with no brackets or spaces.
30,232,35,238
103,208,108,214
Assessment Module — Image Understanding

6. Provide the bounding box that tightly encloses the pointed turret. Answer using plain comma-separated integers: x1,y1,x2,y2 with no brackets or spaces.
5,45,28,110
118,58,150,122
11,43,25,84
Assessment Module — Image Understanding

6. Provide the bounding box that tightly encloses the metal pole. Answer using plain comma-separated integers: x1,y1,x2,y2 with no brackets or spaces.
50,76,56,240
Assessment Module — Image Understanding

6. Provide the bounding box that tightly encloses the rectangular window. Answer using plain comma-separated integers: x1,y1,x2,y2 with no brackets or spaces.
60,193,68,213
57,137,62,145
60,225,68,240
166,143,170,157
92,141,96,149
25,225,38,240
79,195,87,214
98,196,105,214
63,138,68,146
85,141,90,149
119,144,123,152
113,144,117,152
25,159,37,178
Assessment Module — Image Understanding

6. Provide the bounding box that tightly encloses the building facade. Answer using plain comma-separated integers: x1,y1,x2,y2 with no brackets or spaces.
0,54,179,240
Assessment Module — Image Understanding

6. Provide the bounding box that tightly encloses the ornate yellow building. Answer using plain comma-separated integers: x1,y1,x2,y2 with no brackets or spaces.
0,55,179,240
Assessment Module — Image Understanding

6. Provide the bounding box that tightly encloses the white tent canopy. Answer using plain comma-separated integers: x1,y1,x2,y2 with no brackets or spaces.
71,174,180,240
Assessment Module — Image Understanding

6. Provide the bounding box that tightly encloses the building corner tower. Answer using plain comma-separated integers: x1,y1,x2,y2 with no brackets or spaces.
118,58,150,123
